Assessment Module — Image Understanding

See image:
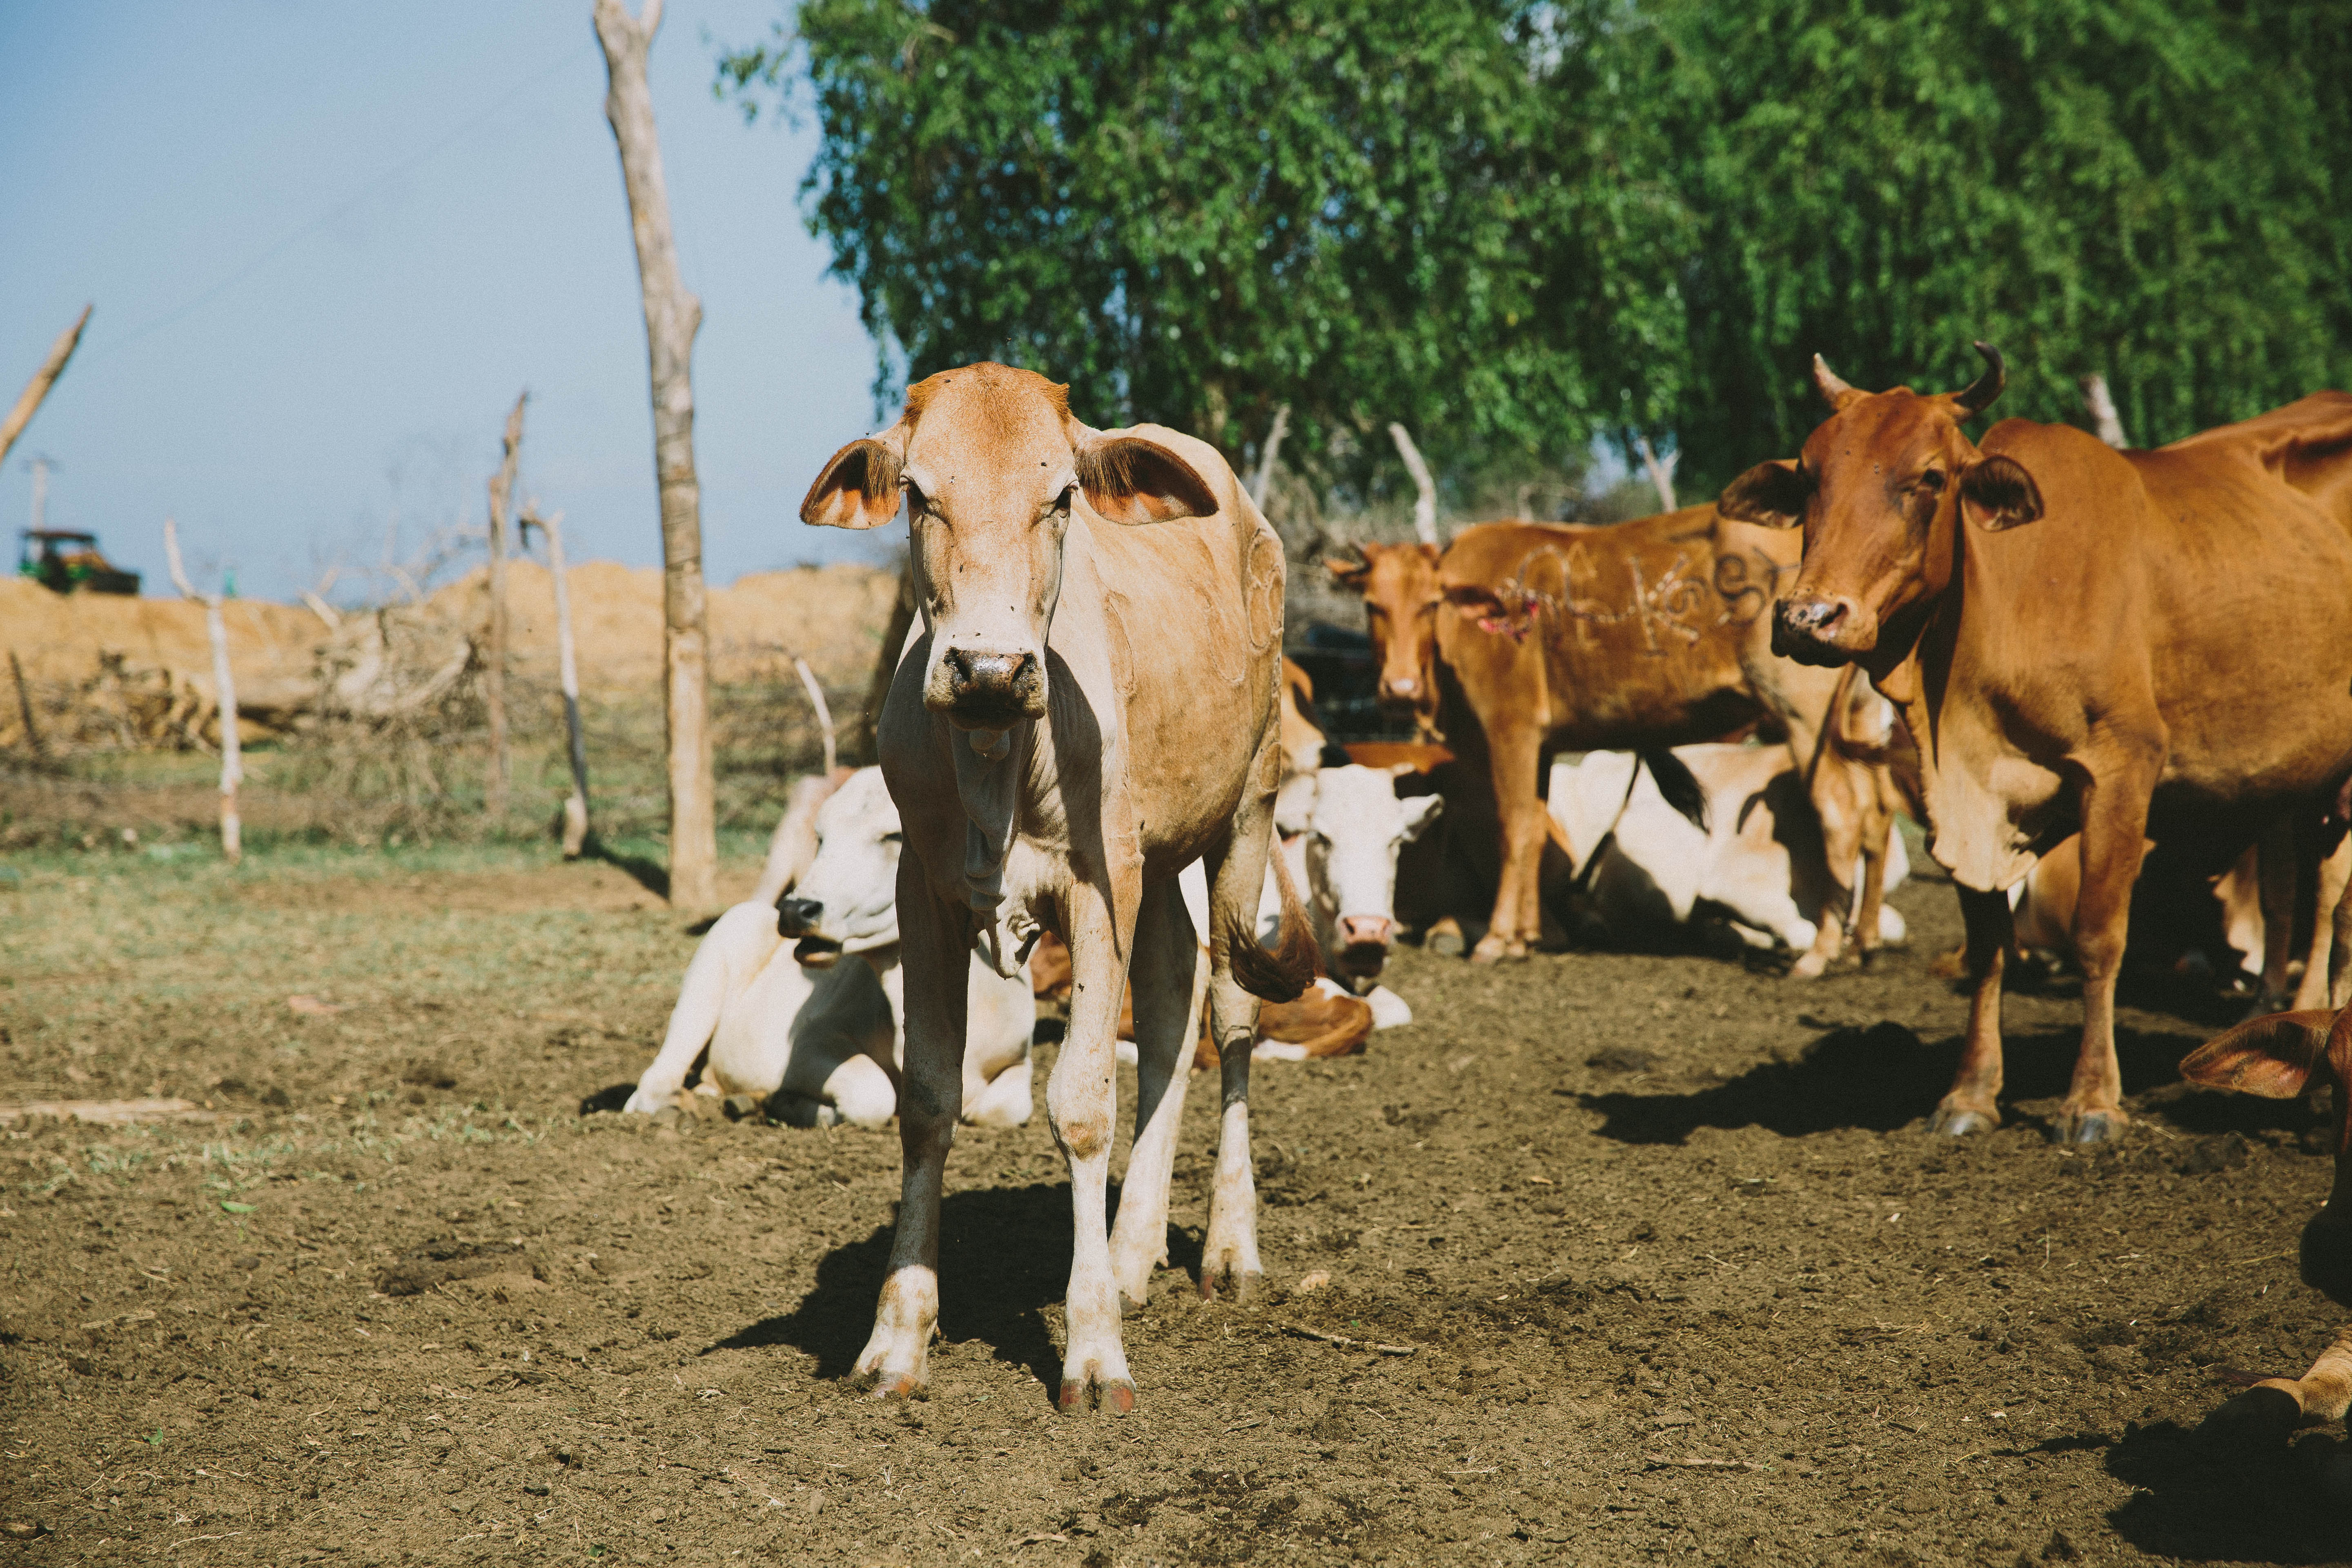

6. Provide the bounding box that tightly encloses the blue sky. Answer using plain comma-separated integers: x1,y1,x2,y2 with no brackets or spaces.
0,2,890,602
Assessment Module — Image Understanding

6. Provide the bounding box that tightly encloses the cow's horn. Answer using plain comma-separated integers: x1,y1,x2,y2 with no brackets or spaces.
1950,341,2006,415
1811,354,1860,410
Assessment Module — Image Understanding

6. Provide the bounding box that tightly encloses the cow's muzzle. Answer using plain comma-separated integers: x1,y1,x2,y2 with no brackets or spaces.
777,898,823,938
1770,595,1866,667
1379,674,1422,705
1337,915,1393,979
935,647,1045,728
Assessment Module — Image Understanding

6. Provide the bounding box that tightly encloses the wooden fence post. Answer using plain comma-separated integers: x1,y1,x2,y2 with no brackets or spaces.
524,506,593,858
0,306,90,469
484,391,526,818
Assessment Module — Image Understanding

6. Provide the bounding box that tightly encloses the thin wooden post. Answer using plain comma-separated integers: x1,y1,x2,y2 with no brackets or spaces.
484,390,526,818
595,0,717,913
525,506,592,858
1388,423,1439,546
0,306,91,470
164,519,241,863
9,650,45,760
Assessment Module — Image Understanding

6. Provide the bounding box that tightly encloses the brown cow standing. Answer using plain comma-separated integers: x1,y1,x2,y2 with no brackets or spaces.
1329,514,1895,972
1731,345,2352,1141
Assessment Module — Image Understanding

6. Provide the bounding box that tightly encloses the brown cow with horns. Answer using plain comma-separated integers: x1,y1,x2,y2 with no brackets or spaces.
1726,344,2352,1142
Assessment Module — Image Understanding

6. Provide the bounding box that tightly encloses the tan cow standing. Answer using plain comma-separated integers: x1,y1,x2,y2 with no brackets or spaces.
800,363,1312,1414
1329,517,1895,973
1735,347,2352,1141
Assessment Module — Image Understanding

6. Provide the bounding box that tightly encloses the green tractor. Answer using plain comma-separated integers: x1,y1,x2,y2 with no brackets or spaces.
18,529,141,596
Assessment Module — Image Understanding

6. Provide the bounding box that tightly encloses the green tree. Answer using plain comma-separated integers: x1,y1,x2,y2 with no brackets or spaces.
722,0,1690,497
1650,0,2352,473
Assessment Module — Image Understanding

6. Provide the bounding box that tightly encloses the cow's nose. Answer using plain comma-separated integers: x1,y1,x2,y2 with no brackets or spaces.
1771,596,1852,663
945,648,1032,695
777,898,823,937
1383,675,1419,699
1339,915,1392,949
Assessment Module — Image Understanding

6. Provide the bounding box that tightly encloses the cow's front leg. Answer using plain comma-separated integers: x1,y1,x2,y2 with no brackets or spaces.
2200,1328,2352,1445
1472,716,1545,962
2059,763,2155,1143
852,877,969,1399
1931,886,2013,1135
1108,880,1205,1314
1054,873,1140,1414
2294,833,2351,1010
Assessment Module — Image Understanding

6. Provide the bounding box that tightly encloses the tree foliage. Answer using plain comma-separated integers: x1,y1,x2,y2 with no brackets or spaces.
724,0,2352,495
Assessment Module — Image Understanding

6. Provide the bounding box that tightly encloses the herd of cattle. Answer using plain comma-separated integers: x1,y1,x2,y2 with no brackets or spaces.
619,354,2352,1439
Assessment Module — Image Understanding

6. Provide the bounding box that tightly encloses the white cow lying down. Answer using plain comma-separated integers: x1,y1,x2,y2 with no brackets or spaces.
625,768,1034,1129
1548,744,1909,954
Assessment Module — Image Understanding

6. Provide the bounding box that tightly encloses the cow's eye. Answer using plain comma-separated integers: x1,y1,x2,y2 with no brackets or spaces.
901,479,928,517
880,831,903,843
1918,470,1946,494
1054,485,1076,515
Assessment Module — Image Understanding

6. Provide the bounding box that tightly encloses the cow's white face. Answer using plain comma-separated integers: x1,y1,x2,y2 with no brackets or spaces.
775,767,902,965
797,362,1219,737
1295,765,1442,985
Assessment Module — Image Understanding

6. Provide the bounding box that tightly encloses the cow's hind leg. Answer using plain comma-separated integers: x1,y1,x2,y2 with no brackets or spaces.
852,876,969,1399
2295,830,2351,1011
1052,871,1143,1414
1931,886,2013,1136
2199,1327,2352,1446
1472,716,1545,963
1200,821,1277,1302
1108,880,1206,1314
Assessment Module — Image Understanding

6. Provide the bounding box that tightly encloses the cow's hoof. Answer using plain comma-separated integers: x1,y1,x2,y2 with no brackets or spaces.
2196,1385,2302,1450
2055,1110,2124,1145
1788,953,1832,980
1928,1105,1997,1137
1057,1378,1137,1417
1118,1291,1148,1319
1199,1268,1265,1306
1429,929,1465,958
862,1371,926,1402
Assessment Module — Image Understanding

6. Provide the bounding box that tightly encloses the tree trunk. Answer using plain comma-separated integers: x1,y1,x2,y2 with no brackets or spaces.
531,508,593,858
1387,423,1439,546
164,519,241,864
0,306,90,470
595,0,717,913
484,391,526,818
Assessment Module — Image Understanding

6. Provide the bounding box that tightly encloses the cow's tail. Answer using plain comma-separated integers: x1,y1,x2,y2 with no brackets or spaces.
1225,843,1316,1004
1636,748,1710,833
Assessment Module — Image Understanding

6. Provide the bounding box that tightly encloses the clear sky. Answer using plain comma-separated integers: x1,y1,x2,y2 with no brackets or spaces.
0,1,890,604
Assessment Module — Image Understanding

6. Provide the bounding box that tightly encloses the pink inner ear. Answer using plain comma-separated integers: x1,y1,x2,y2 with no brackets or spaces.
2180,1010,2335,1098
1076,436,1217,524
799,438,901,530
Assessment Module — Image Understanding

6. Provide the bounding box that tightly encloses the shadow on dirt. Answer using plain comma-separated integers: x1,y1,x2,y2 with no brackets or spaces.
2099,1418,2352,1563
1577,1020,2223,1145
590,840,669,900
707,1182,1076,1395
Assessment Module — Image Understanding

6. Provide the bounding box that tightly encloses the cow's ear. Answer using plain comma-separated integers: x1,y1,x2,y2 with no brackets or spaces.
1959,454,2043,531
1397,791,1445,842
1325,556,1370,590
801,436,903,530
1076,435,1218,525
1441,584,1506,617
1717,460,1809,528
2180,1010,2339,1098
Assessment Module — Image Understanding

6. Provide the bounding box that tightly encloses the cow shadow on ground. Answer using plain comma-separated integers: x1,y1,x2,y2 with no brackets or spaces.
588,839,669,901
2090,1419,2352,1563
708,1180,1188,1404
1575,1021,2262,1145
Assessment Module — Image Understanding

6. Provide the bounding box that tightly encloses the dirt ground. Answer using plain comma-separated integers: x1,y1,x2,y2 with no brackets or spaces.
6,840,2352,1566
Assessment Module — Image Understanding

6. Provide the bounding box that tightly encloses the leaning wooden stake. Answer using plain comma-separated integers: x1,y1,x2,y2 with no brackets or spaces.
164,519,241,863
1388,423,1439,546
794,656,837,777
484,390,526,818
1635,435,1680,512
0,306,91,470
2080,374,2127,448
595,0,717,913
524,506,592,857
9,650,45,760
1249,403,1291,509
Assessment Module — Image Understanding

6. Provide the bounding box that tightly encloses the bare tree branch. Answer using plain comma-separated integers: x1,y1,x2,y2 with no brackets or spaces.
164,517,243,862
1388,423,1439,547
1635,435,1679,513
2080,373,2127,448
1250,403,1290,510
0,306,91,470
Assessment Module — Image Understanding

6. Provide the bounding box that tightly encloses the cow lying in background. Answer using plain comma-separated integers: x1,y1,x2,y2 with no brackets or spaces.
625,768,1035,1129
2178,1009,2352,1440
1548,745,1910,956
1270,762,1443,1001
